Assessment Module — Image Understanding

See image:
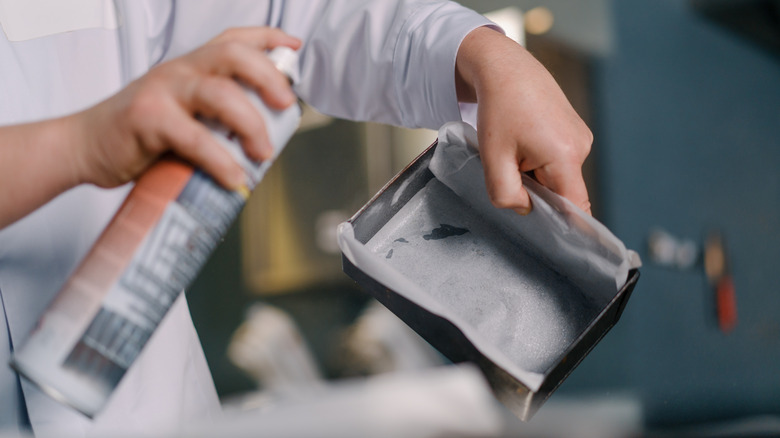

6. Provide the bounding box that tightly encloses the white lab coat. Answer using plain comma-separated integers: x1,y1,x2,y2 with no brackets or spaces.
0,1,491,436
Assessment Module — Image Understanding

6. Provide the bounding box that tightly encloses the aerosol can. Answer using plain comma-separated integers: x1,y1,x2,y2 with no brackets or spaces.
11,47,302,417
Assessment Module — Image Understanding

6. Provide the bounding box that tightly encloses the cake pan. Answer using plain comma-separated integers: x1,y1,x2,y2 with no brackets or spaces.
338,123,639,420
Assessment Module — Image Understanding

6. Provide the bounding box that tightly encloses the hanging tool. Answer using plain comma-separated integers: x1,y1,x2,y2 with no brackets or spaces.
704,231,737,334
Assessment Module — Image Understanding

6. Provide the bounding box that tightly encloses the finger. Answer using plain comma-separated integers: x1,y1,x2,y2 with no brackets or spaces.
536,161,592,215
195,42,296,110
478,131,533,215
191,76,273,161
224,45,297,109
155,103,246,190
209,27,302,51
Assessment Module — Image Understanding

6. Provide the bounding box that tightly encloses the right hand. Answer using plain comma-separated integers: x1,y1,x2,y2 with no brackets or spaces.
71,27,301,191
455,27,593,215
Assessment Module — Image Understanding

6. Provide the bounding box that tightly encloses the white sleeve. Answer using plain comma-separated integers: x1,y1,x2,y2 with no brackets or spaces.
163,0,494,130
277,0,494,130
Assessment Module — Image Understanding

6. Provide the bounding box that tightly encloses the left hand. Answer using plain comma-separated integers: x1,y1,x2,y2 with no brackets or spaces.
73,27,302,191
455,26,593,215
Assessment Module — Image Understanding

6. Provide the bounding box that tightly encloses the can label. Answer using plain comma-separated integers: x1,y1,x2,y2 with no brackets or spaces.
61,169,244,393
11,69,302,416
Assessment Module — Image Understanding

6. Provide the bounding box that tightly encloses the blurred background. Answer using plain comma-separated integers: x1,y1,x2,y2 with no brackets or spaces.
186,0,780,436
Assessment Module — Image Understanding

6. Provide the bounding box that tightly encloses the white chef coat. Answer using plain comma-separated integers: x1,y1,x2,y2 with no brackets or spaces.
0,0,492,436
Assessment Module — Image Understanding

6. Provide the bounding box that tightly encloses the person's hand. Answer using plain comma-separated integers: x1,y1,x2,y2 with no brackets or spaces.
0,27,301,229
71,27,301,191
455,26,593,215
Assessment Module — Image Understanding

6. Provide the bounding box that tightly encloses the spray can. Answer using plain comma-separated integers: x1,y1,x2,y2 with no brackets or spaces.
10,47,302,417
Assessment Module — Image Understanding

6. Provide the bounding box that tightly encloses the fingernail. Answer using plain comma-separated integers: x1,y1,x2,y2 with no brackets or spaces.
258,140,274,162
235,184,251,200
278,89,296,107
514,206,532,216
245,136,271,163
581,200,593,216
228,169,246,191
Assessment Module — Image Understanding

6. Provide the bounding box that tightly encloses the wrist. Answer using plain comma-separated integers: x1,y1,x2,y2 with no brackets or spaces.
58,112,93,187
0,116,88,228
455,26,543,104
455,26,509,103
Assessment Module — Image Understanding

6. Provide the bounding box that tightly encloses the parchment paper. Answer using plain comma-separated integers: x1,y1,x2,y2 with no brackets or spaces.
338,122,640,392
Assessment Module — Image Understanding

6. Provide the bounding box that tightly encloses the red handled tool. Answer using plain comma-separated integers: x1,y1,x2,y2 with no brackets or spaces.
704,231,737,333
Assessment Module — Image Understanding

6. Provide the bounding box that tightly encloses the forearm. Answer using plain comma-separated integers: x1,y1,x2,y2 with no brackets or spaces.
455,26,554,106
0,116,85,228
454,26,495,104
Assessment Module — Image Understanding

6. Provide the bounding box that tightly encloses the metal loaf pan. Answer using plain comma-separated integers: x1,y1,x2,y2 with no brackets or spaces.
341,141,639,420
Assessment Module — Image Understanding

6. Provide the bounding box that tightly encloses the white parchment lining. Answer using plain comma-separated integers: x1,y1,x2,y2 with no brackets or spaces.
338,122,640,392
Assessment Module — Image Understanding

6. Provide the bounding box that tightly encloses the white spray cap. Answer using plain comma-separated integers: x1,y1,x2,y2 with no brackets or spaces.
267,46,301,86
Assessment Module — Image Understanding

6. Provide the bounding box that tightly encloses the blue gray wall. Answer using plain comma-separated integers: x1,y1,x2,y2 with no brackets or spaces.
557,0,780,428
